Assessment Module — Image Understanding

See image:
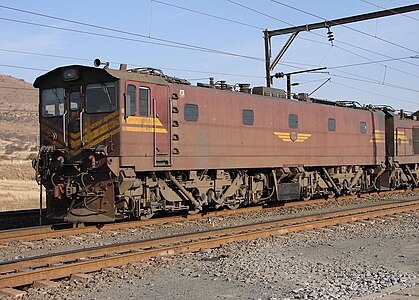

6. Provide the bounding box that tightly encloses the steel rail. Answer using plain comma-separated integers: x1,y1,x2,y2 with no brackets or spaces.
0,197,330,243
0,189,413,244
0,199,418,289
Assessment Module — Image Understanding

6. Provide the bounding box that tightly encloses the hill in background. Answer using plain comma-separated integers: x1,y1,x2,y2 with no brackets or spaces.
0,74,38,161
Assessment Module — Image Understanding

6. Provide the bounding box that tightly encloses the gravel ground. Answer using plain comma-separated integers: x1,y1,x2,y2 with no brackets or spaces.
13,208,419,300
0,191,417,262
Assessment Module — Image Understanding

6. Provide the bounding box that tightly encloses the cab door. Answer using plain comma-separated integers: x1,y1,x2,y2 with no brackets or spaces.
65,87,83,160
153,85,171,166
124,82,171,166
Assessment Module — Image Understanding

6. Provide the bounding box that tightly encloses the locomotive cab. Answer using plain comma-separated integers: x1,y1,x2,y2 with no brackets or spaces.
34,66,121,222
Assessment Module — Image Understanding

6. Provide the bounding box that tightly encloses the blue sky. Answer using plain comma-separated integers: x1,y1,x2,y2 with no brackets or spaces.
0,0,418,112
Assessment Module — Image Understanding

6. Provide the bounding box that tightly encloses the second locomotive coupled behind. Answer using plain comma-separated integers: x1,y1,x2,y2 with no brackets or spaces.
33,62,419,223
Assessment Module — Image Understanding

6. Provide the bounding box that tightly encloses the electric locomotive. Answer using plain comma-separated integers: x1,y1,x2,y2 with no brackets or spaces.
33,62,419,223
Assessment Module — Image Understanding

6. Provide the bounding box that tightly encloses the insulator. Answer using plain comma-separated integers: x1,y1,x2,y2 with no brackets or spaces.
327,28,334,43
209,77,214,86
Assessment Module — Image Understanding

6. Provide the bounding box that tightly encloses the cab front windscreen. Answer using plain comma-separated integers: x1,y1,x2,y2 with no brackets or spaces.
85,82,116,113
41,88,65,117
40,82,117,117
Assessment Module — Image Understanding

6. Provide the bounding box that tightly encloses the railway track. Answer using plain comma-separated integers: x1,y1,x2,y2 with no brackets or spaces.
0,198,418,292
0,209,44,218
0,190,415,244
0,209,50,232
0,197,335,244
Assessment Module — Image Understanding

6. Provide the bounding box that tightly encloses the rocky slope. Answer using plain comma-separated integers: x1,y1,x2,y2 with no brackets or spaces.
0,74,38,161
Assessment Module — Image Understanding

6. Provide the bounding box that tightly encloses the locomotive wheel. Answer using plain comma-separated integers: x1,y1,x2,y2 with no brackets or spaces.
141,208,155,220
302,195,311,201
226,203,240,210
188,196,202,214
327,192,335,199
188,207,201,215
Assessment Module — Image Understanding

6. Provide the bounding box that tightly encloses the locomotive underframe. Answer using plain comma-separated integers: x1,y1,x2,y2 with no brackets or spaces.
35,145,419,223
113,162,419,221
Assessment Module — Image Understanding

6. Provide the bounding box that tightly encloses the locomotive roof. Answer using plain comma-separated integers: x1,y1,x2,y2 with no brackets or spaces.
34,65,181,88
33,65,416,118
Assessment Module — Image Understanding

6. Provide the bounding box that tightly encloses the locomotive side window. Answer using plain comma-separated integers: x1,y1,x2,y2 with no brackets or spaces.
360,122,367,134
41,88,65,117
139,87,150,117
126,85,136,116
328,118,336,132
184,103,199,122
289,114,298,129
85,82,116,113
242,109,254,125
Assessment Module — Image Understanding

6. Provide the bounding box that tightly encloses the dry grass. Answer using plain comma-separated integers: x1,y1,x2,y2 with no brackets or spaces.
0,161,44,211
0,179,45,211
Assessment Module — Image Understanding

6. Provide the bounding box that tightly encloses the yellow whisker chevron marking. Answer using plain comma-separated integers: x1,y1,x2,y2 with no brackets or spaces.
84,120,120,141
122,127,168,133
90,110,120,130
84,127,121,149
122,116,168,133
274,132,311,143
123,116,163,127
370,130,385,143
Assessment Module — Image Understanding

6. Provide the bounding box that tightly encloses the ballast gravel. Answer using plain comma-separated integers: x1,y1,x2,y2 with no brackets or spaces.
0,191,417,262
12,208,419,300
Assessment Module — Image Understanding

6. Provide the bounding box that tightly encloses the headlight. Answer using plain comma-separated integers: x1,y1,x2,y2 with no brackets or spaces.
62,68,79,81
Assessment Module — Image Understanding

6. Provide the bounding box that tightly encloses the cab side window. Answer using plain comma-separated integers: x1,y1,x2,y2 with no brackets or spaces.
126,85,136,116
139,87,150,117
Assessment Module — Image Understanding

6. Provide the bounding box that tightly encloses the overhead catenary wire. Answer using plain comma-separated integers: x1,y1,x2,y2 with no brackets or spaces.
0,62,417,106
269,0,419,55
2,61,418,98
225,0,419,86
0,64,48,72
330,80,418,105
226,0,419,91
0,4,255,57
3,47,415,74
0,48,310,77
227,1,419,69
360,0,419,22
151,0,264,30
0,16,262,62
0,3,416,107
327,72,419,93
3,47,419,93
2,2,418,75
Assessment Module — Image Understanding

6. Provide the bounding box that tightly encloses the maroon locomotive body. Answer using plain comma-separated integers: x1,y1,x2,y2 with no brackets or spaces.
33,64,419,222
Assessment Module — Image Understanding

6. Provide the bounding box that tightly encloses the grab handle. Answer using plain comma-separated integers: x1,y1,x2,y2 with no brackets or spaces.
62,111,68,146
80,109,85,146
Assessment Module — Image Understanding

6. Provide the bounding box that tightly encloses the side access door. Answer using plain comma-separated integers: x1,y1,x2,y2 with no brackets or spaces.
124,82,171,166
395,127,413,157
